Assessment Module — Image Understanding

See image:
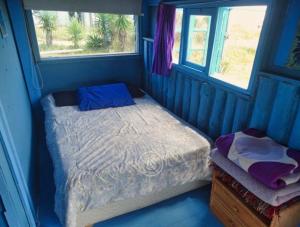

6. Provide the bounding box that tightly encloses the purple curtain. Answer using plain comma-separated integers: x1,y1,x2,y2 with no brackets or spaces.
152,4,176,76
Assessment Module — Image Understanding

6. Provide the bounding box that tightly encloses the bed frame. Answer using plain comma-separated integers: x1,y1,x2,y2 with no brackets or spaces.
78,180,209,227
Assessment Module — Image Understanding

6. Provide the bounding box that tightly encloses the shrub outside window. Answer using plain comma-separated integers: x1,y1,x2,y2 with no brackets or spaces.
31,10,138,58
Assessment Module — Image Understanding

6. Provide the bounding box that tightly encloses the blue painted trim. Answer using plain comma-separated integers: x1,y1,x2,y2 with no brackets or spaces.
36,53,142,65
5,0,42,107
181,8,217,73
178,8,188,65
209,7,229,74
0,103,36,226
24,10,40,61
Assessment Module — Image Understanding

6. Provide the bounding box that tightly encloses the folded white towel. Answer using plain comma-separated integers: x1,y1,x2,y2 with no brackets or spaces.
211,149,300,206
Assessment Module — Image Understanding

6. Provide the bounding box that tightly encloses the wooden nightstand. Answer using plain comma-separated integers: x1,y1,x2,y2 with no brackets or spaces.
210,170,300,227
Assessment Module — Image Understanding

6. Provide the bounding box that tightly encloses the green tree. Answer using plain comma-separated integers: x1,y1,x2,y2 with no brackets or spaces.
38,12,57,46
67,18,83,48
95,14,115,48
114,15,130,51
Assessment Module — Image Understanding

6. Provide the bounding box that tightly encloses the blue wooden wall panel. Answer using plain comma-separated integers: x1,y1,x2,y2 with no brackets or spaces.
289,105,300,149
221,93,236,135
197,83,214,134
143,40,300,150
166,71,176,111
182,78,191,121
231,98,250,133
174,73,185,117
162,76,169,106
267,82,299,144
249,77,277,130
208,89,226,139
188,80,201,125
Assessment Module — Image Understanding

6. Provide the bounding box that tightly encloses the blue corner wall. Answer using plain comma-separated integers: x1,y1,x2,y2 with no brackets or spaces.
5,0,41,107
0,0,36,216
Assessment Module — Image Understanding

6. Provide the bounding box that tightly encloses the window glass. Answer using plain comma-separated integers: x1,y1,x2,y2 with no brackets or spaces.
211,6,267,88
32,10,137,58
186,15,211,66
172,8,183,64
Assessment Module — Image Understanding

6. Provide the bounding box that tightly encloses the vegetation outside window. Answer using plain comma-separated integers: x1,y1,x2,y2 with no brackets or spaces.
31,10,138,58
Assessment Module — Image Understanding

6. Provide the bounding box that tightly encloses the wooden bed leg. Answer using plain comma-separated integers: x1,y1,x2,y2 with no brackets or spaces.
85,224,93,227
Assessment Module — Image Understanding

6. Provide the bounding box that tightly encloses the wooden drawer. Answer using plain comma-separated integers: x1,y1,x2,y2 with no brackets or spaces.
210,170,300,227
210,174,268,227
211,193,246,227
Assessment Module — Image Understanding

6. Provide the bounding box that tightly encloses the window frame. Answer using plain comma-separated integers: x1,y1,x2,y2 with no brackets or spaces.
181,8,217,73
25,10,141,62
174,0,271,93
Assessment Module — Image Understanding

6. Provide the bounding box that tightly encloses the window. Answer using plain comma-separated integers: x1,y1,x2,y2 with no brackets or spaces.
172,8,183,64
174,5,267,90
31,10,138,58
210,6,267,88
186,14,211,66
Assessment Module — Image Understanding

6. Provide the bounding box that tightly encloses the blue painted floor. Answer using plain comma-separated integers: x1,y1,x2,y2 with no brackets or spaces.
39,143,222,227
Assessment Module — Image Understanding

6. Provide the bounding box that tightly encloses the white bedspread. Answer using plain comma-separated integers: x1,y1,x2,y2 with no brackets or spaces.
42,95,212,227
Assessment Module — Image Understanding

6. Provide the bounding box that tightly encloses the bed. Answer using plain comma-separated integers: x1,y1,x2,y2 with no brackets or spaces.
41,94,212,227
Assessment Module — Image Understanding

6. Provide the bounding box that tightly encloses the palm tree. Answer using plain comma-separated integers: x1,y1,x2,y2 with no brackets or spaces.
114,15,130,51
95,14,115,48
38,12,57,46
67,18,83,48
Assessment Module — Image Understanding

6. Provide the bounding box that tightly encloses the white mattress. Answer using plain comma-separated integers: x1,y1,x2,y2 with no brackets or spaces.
42,95,212,227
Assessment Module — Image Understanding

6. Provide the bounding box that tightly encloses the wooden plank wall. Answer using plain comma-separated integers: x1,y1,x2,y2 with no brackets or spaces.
143,39,300,150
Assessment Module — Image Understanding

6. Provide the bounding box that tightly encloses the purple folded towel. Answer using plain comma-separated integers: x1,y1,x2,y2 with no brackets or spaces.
211,149,300,206
215,128,300,189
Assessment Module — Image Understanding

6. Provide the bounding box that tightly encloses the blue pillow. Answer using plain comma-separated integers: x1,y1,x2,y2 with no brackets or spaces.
77,83,135,111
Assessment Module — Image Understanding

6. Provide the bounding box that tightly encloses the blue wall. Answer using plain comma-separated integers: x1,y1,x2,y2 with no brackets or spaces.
0,0,36,212
38,55,143,95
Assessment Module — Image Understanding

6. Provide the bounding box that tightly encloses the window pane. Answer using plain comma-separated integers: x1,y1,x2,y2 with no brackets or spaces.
172,9,183,64
211,6,267,88
32,10,137,58
186,15,211,66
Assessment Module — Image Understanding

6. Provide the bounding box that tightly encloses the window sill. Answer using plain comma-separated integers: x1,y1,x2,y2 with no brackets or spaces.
173,64,252,98
37,53,142,64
